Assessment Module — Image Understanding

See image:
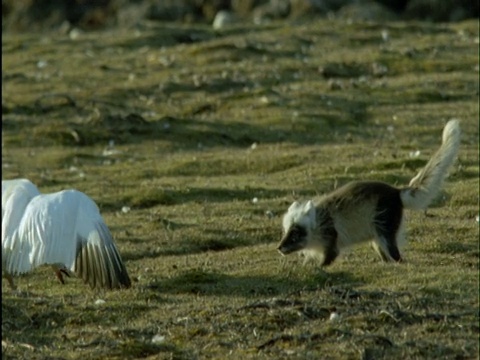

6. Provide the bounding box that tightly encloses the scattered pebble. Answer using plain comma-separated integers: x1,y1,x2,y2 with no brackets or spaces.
252,197,259,204
265,210,275,219
151,334,166,344
259,96,269,104
250,142,258,150
36,60,48,69
381,29,389,42
18,342,35,351
329,312,340,322
69,28,82,40
94,299,106,306
409,150,421,158
212,10,235,30
476,215,479,223
102,148,122,156
121,206,131,214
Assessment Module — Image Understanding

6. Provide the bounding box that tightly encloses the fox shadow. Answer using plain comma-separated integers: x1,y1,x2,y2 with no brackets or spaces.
144,267,362,298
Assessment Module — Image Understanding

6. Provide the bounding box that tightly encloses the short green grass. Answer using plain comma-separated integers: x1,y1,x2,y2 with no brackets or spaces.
2,19,479,359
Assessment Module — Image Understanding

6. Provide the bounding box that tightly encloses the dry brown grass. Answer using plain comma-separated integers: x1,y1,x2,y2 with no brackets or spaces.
2,19,479,359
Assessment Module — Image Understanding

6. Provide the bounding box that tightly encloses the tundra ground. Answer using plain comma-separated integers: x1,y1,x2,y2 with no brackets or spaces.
2,19,479,359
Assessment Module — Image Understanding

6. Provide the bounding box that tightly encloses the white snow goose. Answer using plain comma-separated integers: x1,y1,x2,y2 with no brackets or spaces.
2,179,131,290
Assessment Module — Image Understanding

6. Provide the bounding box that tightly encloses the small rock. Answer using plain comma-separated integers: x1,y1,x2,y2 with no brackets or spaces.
259,96,269,104
265,210,275,219
121,206,131,214
36,60,48,69
151,334,165,344
252,197,259,204
212,11,235,30
94,299,106,306
102,148,122,156
381,29,390,42
329,312,340,322
69,28,82,40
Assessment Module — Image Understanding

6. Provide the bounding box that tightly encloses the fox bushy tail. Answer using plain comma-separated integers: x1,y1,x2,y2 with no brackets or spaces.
400,119,461,210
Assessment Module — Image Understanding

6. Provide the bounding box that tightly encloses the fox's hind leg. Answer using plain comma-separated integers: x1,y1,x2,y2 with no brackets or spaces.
373,197,404,262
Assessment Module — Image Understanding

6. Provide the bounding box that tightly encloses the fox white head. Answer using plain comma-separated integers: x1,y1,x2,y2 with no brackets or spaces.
278,200,316,255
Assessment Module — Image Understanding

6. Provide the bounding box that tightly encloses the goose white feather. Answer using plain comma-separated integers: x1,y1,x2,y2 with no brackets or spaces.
2,179,41,278
2,179,131,290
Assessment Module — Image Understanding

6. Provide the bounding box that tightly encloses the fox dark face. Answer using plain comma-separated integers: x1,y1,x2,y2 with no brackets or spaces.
277,200,316,255
277,224,308,254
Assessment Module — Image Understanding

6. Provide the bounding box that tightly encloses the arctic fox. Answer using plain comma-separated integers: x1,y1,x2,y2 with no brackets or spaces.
277,119,461,265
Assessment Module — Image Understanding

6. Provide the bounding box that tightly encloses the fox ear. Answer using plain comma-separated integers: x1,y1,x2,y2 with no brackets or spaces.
304,200,316,225
288,201,300,213
304,200,314,211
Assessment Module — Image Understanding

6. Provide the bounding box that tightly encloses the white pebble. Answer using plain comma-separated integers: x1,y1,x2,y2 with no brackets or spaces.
381,29,389,42
212,11,234,30
102,148,122,156
94,299,106,306
252,197,259,204
409,150,421,158
121,206,131,214
69,28,82,40
259,96,269,104
151,334,165,344
329,312,340,322
36,60,48,69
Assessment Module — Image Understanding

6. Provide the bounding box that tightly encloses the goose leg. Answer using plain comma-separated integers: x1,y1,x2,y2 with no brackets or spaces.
52,265,70,284
4,273,17,290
